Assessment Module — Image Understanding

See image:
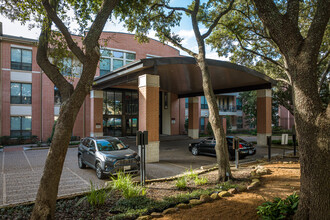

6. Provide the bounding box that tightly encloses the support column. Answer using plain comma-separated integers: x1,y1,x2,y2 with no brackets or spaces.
188,97,199,139
231,116,237,130
257,89,272,146
90,90,103,137
139,74,160,163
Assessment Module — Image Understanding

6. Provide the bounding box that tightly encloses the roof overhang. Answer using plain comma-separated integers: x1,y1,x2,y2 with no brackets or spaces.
93,57,276,98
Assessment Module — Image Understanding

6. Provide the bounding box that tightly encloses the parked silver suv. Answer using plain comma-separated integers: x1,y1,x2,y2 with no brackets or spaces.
78,136,140,179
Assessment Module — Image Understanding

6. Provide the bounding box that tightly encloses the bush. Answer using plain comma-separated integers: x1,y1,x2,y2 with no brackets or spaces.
257,192,299,220
175,177,187,189
0,136,11,145
86,181,108,207
110,172,146,199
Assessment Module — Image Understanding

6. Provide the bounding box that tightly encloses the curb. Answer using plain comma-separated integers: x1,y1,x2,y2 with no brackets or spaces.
23,145,78,151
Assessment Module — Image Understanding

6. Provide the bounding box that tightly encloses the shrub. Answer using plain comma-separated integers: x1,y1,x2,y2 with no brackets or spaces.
185,168,198,180
86,181,108,207
194,176,208,185
175,177,187,190
257,192,299,220
0,136,10,145
110,172,146,199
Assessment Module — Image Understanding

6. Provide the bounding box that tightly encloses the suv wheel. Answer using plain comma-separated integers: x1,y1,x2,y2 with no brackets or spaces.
78,155,86,169
96,163,105,179
191,146,199,156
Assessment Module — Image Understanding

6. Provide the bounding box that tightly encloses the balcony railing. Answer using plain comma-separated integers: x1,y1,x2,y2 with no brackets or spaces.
218,105,242,112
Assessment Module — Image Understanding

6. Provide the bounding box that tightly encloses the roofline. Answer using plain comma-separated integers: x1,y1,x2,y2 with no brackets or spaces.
97,31,180,53
94,57,277,86
0,34,38,45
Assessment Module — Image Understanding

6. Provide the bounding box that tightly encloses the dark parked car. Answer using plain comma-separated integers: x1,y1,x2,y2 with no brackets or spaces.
188,136,256,160
78,136,140,179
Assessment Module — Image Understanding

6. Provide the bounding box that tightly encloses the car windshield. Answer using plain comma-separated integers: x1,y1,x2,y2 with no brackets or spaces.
96,139,128,151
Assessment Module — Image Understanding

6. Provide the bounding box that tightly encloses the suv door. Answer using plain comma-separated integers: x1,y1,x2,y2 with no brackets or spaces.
85,140,96,167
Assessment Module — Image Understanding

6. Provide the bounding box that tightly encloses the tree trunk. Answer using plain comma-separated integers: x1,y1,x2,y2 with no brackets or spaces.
197,57,232,182
289,57,330,220
30,98,85,219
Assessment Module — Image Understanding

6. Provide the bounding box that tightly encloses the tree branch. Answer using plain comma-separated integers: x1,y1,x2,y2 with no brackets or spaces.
234,33,287,70
163,33,197,57
317,50,330,66
37,18,74,101
276,78,291,85
42,0,86,63
152,3,192,14
285,0,299,27
83,0,120,51
201,0,234,39
319,60,330,92
304,0,330,54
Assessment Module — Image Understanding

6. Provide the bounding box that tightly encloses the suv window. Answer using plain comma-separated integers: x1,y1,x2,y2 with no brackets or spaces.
89,141,96,150
96,139,127,151
82,138,90,147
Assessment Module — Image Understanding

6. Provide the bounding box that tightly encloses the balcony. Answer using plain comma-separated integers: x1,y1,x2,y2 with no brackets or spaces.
218,105,243,116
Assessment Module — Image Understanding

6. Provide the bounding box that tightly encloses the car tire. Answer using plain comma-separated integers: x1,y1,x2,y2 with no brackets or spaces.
96,162,105,179
78,155,86,169
191,146,199,156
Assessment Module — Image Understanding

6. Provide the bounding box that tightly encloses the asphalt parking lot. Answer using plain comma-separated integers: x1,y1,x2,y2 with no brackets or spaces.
0,135,294,206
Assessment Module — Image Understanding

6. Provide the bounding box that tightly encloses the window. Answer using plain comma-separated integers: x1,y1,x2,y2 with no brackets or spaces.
124,91,138,115
61,57,72,76
99,49,136,76
10,116,32,136
11,48,32,71
200,117,205,132
201,96,208,109
185,98,188,108
54,86,62,105
11,83,32,104
103,91,122,115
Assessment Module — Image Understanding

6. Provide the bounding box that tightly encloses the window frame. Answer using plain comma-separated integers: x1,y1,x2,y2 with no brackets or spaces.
10,116,32,137
99,48,136,76
10,82,32,104
11,48,32,71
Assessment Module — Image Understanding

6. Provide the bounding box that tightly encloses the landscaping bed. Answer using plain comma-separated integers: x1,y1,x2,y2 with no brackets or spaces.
0,159,300,219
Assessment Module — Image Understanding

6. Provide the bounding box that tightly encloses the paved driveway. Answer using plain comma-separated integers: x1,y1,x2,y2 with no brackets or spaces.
0,135,294,206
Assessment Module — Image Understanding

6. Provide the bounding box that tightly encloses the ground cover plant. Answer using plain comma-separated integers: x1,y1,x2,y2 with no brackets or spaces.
257,192,299,219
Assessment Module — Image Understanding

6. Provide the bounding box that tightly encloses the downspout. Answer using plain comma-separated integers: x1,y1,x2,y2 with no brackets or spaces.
0,22,3,136
83,100,85,137
40,71,43,141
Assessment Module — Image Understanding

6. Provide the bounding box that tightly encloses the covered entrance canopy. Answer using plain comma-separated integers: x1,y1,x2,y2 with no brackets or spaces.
93,57,276,97
92,57,276,163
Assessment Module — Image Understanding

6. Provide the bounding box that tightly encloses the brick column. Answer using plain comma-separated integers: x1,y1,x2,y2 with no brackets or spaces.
138,74,160,163
257,89,272,146
231,116,237,130
90,90,103,137
188,97,199,139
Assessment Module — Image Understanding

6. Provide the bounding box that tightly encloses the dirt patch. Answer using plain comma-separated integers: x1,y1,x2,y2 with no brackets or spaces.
158,163,300,220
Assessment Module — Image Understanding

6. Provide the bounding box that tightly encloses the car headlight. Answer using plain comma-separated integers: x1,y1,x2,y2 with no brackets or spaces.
105,157,116,163
135,155,141,161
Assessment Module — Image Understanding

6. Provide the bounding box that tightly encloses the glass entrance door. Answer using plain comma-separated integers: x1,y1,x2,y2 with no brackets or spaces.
126,117,138,136
103,117,122,137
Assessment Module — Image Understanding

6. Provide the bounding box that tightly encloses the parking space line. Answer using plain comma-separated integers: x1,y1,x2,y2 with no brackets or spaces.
1,151,4,174
23,151,34,172
65,167,89,186
164,162,189,170
3,173,6,205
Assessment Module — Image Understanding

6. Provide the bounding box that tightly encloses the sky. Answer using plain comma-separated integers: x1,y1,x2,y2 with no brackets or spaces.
0,1,228,61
